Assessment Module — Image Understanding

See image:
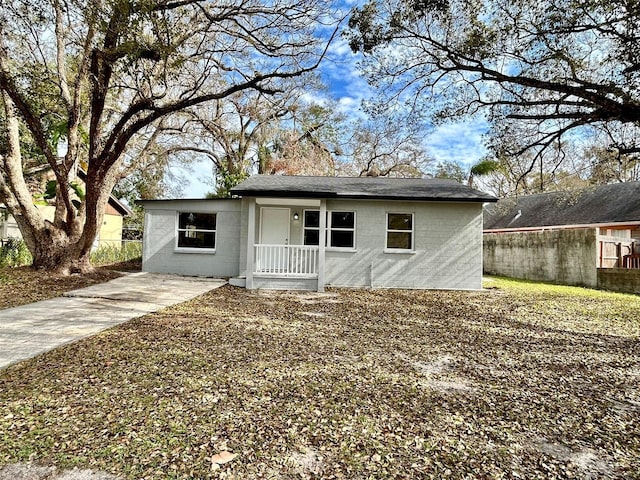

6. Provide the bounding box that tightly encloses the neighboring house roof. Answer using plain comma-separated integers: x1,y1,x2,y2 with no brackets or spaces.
230,175,497,203
484,182,640,231
106,196,132,216
75,170,131,216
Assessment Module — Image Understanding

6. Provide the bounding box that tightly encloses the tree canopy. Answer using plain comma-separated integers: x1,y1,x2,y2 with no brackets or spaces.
0,0,338,273
346,0,640,189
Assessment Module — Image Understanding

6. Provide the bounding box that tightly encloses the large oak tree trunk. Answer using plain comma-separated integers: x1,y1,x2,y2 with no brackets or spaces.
30,235,91,275
11,207,98,275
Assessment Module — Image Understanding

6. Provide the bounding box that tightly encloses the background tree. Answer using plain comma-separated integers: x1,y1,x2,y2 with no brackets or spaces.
161,85,341,197
346,0,640,190
430,161,467,184
340,114,432,177
0,0,337,274
261,102,344,177
167,88,300,198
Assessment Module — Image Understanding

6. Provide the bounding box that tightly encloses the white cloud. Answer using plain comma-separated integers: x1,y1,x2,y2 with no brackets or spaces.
425,119,489,167
326,36,354,58
170,158,213,199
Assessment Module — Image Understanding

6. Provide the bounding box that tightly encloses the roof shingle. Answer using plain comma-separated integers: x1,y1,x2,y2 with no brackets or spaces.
484,182,640,230
231,175,497,203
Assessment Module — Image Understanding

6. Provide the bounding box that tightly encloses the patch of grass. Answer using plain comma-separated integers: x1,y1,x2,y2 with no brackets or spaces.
485,276,640,336
90,242,142,267
0,282,639,478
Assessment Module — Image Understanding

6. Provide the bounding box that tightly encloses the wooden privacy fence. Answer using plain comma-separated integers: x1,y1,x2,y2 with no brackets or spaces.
598,236,639,268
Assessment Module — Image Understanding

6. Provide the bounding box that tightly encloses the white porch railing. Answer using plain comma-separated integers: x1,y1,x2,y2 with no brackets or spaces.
254,244,318,276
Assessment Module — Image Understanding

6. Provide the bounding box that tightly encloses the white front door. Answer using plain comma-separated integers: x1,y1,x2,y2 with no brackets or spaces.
257,208,290,273
260,207,290,245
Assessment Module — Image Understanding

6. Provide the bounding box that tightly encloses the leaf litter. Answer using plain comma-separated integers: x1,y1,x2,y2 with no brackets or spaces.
0,277,638,479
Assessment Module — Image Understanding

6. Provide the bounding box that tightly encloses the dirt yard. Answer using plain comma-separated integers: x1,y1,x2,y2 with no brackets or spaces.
0,278,638,479
0,266,129,310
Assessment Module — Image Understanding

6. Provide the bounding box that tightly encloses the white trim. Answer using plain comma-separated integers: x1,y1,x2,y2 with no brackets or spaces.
174,247,216,254
318,200,326,293
385,212,414,251
246,199,256,289
302,208,321,246
327,210,356,249
256,197,320,207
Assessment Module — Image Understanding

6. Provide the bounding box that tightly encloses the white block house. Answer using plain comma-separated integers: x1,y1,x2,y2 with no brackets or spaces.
139,175,497,291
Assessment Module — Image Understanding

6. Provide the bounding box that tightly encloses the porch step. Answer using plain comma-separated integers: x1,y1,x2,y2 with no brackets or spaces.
229,276,246,288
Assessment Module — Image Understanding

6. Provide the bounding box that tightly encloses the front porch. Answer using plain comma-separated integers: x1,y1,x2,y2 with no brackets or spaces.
244,197,327,291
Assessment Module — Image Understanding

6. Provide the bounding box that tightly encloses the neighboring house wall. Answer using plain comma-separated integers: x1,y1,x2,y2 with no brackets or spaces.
98,214,124,247
1,205,124,248
323,200,483,290
142,199,242,277
483,228,598,288
0,209,21,239
98,203,125,247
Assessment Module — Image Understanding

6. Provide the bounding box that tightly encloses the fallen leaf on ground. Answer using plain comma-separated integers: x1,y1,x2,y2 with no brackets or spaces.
211,451,237,464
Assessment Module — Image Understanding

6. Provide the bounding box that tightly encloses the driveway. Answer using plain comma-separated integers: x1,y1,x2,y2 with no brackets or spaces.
0,272,226,369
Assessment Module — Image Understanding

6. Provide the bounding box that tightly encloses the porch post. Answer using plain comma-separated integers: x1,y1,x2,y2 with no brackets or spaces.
318,199,326,292
246,198,256,289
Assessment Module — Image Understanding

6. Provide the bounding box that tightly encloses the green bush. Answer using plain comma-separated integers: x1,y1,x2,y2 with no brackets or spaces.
90,241,142,266
0,238,33,267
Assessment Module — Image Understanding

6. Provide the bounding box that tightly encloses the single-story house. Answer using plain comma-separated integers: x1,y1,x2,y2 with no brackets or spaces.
483,181,640,292
139,175,497,291
0,195,132,248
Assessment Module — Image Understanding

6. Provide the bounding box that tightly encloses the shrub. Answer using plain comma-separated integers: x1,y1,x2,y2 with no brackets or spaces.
0,238,33,267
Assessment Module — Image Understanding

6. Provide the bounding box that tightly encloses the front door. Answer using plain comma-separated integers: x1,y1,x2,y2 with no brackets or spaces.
258,208,290,273
260,207,290,244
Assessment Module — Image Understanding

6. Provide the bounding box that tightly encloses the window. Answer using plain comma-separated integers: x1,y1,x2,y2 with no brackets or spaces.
386,213,413,250
303,210,320,246
302,210,356,249
177,212,216,250
328,211,355,248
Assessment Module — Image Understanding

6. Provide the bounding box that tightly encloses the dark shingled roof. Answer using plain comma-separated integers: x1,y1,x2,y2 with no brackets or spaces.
230,175,497,203
484,182,640,230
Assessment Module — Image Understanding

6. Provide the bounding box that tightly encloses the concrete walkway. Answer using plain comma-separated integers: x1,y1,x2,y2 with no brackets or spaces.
0,272,226,370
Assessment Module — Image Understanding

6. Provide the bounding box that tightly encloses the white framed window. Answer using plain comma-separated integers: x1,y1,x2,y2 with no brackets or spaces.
386,213,413,250
302,210,356,249
176,212,216,251
303,210,320,246
328,211,355,249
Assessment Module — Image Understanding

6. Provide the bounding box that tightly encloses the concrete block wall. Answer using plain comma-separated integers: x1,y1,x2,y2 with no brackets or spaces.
483,228,598,288
597,268,640,294
325,200,484,290
142,199,242,277
141,197,486,290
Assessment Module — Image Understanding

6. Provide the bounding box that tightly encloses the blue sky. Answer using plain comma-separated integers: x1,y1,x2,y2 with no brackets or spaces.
178,8,488,198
